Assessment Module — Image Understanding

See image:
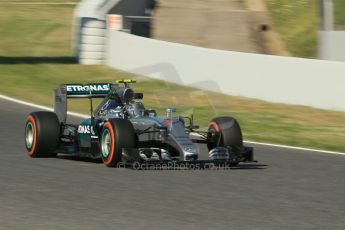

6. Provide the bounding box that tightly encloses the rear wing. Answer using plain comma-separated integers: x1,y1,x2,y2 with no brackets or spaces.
53,81,138,123
65,83,111,98
54,83,111,123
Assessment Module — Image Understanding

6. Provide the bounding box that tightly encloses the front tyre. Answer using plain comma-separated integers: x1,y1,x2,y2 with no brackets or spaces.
25,111,60,157
207,116,243,151
101,119,136,167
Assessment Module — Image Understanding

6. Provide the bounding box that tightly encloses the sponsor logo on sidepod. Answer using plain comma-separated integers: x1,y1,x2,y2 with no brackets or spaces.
78,125,95,135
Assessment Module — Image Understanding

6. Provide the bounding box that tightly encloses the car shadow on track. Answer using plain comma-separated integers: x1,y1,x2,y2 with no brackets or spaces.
55,155,267,170
230,163,268,170
127,165,268,171
117,164,268,171
56,155,103,164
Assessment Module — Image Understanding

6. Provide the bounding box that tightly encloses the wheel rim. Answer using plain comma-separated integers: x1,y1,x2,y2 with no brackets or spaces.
25,122,34,149
207,124,221,149
101,129,112,158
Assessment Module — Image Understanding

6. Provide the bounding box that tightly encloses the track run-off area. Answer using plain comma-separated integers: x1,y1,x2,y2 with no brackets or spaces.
0,97,345,230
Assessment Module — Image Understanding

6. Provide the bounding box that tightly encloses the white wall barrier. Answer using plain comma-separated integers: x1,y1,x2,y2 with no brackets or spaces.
319,31,345,62
106,30,345,112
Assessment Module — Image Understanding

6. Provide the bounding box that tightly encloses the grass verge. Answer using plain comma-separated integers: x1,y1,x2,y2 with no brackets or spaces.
265,0,318,58
0,4,75,56
334,0,345,29
266,0,345,57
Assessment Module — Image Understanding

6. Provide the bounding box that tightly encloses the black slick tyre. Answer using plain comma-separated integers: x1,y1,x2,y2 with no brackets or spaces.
207,116,243,151
25,111,60,157
100,118,136,167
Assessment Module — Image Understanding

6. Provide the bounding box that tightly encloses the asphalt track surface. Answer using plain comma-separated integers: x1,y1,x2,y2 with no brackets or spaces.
1,98,345,230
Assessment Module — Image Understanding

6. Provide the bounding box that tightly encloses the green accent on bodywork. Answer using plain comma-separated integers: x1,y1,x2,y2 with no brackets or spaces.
81,118,91,126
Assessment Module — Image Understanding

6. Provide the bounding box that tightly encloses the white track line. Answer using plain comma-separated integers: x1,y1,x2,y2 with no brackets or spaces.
1,94,344,155
0,94,87,118
243,141,345,156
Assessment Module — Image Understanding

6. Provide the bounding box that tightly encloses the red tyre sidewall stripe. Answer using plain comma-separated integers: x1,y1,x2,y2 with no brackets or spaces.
208,121,220,133
103,122,116,165
26,115,37,156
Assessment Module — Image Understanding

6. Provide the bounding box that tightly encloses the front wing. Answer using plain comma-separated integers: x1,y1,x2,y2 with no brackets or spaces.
121,146,255,169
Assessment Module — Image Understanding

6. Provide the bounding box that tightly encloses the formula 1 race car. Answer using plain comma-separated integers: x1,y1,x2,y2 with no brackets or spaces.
24,80,254,168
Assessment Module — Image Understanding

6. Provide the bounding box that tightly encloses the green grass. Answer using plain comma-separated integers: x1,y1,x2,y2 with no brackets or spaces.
0,4,75,56
266,0,345,57
334,0,345,28
0,3,344,152
265,0,319,58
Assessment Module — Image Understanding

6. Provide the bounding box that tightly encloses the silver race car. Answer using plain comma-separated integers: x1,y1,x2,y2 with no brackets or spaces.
24,80,254,168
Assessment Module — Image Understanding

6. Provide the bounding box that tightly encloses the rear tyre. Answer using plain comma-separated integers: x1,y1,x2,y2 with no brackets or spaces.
207,116,243,151
25,111,60,158
101,119,136,167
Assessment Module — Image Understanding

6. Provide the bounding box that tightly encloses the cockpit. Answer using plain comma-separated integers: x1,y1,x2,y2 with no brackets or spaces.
126,100,146,118
95,96,155,119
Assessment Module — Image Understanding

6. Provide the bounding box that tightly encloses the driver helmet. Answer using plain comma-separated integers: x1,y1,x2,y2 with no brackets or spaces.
127,100,145,117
